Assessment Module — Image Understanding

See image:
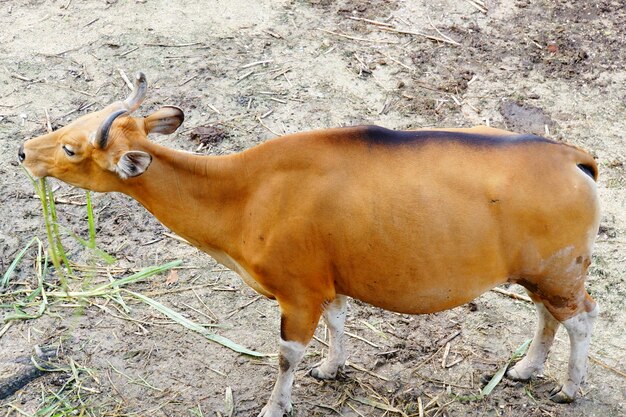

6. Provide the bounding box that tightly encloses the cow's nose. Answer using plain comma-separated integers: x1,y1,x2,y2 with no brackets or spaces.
18,144,25,163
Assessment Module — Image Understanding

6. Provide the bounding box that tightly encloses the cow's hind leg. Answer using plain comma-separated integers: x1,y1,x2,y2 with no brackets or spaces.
507,300,560,381
514,278,598,403
549,296,599,403
310,295,347,380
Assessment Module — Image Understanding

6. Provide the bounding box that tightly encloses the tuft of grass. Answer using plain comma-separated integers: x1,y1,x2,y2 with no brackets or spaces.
32,358,100,417
24,169,115,280
2,352,100,417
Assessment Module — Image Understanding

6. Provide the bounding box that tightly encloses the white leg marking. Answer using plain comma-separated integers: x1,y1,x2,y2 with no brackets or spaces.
311,295,347,380
508,302,560,380
551,304,599,402
258,339,305,417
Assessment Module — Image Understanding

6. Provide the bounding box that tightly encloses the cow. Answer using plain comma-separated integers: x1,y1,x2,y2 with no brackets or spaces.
19,73,600,416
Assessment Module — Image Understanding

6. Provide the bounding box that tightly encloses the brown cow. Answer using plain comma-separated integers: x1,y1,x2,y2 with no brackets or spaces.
19,73,600,416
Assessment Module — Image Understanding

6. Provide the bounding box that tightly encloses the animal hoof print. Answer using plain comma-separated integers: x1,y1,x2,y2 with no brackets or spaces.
549,387,575,404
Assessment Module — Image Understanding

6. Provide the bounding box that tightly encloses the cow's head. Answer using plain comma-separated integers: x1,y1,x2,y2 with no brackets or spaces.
19,72,184,192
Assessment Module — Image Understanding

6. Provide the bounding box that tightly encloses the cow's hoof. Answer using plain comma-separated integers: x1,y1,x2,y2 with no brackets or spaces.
549,386,575,403
506,367,531,381
258,403,292,417
309,364,337,380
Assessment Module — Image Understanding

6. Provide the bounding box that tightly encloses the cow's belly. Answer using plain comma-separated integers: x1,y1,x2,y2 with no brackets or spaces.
338,267,509,314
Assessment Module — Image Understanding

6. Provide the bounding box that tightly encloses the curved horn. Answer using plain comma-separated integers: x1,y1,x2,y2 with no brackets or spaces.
94,109,128,149
122,72,147,112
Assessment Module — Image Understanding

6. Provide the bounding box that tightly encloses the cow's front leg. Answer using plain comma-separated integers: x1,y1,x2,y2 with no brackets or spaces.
258,297,323,417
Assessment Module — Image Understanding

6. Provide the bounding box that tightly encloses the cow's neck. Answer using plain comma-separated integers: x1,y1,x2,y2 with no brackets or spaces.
119,141,247,257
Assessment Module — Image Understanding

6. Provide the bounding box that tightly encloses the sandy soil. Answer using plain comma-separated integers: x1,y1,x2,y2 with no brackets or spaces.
0,1,624,416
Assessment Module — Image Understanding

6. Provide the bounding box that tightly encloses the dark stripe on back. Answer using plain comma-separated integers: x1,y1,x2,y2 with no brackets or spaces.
359,125,555,147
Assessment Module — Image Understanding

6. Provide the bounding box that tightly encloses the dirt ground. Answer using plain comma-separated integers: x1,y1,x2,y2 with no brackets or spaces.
1,0,624,416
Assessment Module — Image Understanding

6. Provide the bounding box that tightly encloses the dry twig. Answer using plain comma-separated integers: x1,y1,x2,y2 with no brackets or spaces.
263,29,283,39
118,68,133,90
257,115,282,137
589,355,626,378
347,16,395,28
144,42,201,48
240,60,273,69
346,361,390,382
163,232,189,245
345,331,381,348
441,342,451,368
225,295,262,319
379,26,460,46
466,0,488,13
318,28,398,44
491,287,532,303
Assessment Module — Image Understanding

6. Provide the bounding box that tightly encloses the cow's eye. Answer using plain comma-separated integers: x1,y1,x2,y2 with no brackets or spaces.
62,145,75,157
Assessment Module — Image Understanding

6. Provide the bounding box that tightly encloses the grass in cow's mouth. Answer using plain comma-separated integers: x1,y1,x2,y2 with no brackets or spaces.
34,177,73,287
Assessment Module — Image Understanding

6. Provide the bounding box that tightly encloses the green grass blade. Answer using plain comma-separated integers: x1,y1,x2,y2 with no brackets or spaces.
1,237,39,288
36,244,49,316
85,191,96,249
77,190,116,264
46,260,182,298
481,338,531,397
4,308,41,322
124,289,268,357
65,227,116,265
111,260,182,288
26,287,43,302
107,273,131,313
46,185,73,278
34,178,62,274
90,246,116,265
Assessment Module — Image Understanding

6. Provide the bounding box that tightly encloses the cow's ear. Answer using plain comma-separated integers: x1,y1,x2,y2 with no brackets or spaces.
144,106,184,135
116,151,152,179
